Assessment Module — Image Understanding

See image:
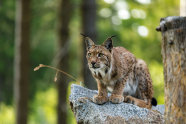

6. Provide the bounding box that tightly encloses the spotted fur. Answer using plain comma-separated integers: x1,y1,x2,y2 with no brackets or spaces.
84,36,156,109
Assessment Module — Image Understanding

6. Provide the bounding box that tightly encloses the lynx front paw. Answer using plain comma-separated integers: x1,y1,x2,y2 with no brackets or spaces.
93,95,108,105
109,94,124,104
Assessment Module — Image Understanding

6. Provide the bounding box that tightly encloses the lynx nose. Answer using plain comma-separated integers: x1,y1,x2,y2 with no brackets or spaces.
91,61,96,68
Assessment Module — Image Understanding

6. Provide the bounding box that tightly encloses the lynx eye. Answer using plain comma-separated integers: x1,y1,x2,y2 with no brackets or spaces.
88,53,91,57
97,53,104,58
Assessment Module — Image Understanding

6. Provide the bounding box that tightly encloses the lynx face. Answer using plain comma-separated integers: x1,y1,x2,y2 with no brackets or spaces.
86,46,111,70
85,37,113,78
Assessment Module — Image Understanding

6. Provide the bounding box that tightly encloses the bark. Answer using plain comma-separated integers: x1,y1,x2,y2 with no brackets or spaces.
180,0,186,16
14,0,30,124
57,0,72,124
156,16,186,124
81,0,97,90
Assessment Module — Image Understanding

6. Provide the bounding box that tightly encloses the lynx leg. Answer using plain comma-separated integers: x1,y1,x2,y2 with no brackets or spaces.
109,77,128,104
124,95,151,109
93,80,108,104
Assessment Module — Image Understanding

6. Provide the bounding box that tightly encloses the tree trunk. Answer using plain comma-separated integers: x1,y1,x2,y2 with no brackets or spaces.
180,0,186,16
156,16,186,124
14,0,30,124
57,0,72,124
81,0,97,90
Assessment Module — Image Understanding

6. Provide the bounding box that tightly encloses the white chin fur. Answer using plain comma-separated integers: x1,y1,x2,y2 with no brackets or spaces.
90,64,107,78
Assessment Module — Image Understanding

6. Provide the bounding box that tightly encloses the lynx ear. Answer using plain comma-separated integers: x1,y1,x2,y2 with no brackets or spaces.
103,36,114,51
84,37,95,50
81,33,95,50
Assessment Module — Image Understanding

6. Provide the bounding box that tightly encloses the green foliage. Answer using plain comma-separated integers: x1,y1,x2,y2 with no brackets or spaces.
30,0,58,97
0,0,15,104
0,84,76,124
0,0,179,123
149,62,164,104
29,87,57,124
0,103,14,124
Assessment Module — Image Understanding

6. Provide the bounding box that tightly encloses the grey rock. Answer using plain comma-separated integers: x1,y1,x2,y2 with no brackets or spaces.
152,104,165,115
70,84,164,124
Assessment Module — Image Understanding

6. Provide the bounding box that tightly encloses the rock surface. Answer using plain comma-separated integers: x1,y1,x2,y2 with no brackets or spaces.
70,84,164,124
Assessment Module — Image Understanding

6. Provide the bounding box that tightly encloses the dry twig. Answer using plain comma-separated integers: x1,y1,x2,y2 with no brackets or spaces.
34,64,81,83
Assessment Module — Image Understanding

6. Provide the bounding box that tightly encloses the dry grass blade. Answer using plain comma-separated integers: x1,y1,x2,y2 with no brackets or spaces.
34,64,80,83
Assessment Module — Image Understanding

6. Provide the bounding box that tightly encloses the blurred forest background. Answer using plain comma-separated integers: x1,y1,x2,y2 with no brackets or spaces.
0,0,179,124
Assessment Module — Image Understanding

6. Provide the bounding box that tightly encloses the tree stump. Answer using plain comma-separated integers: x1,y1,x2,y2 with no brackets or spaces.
156,16,186,124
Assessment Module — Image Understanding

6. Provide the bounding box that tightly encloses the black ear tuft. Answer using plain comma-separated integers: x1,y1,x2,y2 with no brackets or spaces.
81,34,95,50
110,35,117,39
103,36,114,51
80,33,88,37
151,97,157,106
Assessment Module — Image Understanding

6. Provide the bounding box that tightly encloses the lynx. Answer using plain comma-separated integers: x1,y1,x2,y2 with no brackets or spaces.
84,36,157,109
